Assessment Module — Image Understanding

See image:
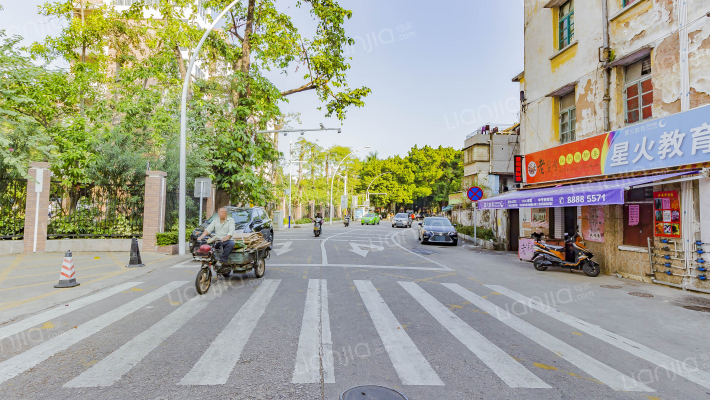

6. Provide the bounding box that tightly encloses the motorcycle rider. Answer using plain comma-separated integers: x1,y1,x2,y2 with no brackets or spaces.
196,207,235,268
313,213,323,225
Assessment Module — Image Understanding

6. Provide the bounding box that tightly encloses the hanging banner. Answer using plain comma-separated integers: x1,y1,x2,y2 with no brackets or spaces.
581,205,605,242
628,205,640,226
653,190,681,238
478,171,688,209
525,104,710,184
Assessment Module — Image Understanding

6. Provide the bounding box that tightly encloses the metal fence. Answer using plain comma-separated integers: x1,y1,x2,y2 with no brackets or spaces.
47,183,144,239
165,190,202,233
0,179,27,240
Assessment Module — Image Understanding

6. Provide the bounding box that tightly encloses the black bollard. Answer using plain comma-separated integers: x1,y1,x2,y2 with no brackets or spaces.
126,237,145,267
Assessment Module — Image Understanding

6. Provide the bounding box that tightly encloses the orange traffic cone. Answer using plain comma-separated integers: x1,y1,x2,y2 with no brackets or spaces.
55,250,80,288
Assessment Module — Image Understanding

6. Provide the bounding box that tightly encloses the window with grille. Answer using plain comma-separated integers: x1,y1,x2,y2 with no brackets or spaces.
559,92,576,144
624,57,652,125
558,0,574,50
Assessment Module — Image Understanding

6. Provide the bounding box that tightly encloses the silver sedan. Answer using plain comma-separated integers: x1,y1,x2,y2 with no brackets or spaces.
391,213,411,228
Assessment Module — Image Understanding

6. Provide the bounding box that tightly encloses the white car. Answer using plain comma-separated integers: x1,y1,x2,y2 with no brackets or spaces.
391,213,412,228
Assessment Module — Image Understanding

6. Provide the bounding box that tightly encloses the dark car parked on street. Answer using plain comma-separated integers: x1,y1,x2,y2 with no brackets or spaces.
189,206,273,257
417,217,458,245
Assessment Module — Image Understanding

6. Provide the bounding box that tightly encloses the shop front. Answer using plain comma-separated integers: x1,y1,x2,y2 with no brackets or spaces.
480,105,710,294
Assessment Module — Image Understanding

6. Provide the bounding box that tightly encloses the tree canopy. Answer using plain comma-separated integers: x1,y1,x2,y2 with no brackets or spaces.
0,0,370,208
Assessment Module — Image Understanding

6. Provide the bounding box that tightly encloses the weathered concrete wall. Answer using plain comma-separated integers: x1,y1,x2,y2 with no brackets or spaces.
607,0,710,124
522,0,710,156
451,208,509,250
0,239,144,255
521,0,605,156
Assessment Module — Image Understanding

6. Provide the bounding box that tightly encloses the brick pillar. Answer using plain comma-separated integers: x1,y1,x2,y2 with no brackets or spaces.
204,184,216,221
142,170,167,253
309,200,315,218
23,162,51,253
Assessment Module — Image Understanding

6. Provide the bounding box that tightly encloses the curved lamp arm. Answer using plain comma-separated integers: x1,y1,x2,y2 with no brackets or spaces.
366,172,392,200
329,146,369,224
179,0,242,255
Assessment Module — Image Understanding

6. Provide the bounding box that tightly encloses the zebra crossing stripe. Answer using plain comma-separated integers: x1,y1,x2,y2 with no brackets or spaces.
487,284,710,390
443,283,653,391
63,281,235,388
399,282,549,389
319,279,335,384
0,281,142,342
292,279,335,384
354,280,444,386
0,281,187,385
179,279,281,386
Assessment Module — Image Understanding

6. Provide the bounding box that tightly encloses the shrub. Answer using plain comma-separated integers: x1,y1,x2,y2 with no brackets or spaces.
156,231,190,246
456,225,495,241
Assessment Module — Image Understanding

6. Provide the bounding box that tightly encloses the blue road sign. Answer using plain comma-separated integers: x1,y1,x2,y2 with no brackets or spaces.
467,186,483,202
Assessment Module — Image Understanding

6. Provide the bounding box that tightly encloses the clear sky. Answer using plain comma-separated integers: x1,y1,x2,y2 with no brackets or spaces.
0,0,524,159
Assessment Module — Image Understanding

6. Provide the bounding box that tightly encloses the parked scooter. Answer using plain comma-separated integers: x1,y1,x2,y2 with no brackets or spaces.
531,232,600,277
313,216,323,237
344,216,350,227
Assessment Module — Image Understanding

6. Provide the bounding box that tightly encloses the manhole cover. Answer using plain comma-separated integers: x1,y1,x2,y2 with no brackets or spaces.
683,305,710,313
600,285,622,289
629,292,654,297
341,385,408,400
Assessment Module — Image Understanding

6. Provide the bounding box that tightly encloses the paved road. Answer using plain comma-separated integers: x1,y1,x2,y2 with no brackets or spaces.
1,224,710,399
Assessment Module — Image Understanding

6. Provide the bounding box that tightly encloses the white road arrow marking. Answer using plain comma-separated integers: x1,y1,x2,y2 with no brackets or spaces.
348,242,384,257
273,241,293,256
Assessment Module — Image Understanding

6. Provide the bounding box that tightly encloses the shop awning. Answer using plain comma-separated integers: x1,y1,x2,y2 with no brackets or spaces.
478,172,694,210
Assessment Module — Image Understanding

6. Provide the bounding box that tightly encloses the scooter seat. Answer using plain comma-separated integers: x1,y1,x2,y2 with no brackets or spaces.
544,244,565,251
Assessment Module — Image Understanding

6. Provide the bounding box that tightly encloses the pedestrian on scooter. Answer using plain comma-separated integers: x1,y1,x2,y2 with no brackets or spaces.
313,213,323,226
196,207,235,268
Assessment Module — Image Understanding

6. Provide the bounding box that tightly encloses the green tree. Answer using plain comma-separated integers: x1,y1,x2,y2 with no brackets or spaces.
0,31,55,178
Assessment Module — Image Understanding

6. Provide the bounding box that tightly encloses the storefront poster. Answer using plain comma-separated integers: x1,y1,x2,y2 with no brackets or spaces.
581,205,605,243
653,191,681,238
525,104,710,184
531,209,549,230
629,205,639,226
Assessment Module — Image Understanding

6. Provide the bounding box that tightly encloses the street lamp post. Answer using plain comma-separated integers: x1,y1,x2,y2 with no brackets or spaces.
177,0,342,254
329,146,370,225
287,158,306,228
178,0,244,256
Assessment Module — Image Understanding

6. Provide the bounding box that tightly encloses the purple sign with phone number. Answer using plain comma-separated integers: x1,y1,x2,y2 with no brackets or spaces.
478,171,690,210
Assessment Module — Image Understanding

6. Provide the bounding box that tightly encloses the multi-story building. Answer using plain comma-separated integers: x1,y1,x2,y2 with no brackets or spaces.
480,0,710,293
452,124,521,250
462,124,521,195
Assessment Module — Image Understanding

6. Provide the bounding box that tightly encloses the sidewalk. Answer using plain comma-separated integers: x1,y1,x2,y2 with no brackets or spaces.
0,251,189,324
